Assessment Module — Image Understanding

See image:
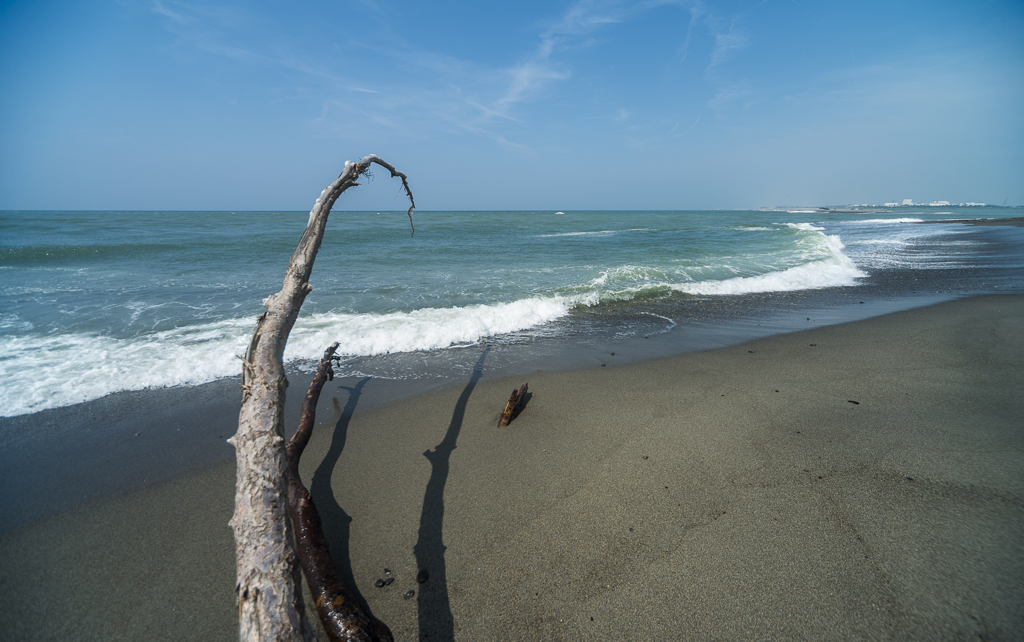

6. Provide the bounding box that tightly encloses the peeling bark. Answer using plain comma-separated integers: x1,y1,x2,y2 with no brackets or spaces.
228,156,414,641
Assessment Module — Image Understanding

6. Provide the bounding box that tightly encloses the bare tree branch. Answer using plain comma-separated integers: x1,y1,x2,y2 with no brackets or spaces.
228,156,414,641
287,343,393,642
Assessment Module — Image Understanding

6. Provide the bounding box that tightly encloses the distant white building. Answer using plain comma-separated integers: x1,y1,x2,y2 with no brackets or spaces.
884,202,899,208
901,199,914,206
928,201,951,207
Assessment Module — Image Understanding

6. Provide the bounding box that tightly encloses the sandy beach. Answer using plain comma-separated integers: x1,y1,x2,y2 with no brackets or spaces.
1,294,1022,641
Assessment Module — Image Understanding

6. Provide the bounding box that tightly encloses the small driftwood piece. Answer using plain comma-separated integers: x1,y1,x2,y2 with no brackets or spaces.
287,342,394,642
498,383,529,427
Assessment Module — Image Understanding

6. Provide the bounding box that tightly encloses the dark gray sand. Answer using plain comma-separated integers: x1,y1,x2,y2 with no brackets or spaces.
1,295,1022,641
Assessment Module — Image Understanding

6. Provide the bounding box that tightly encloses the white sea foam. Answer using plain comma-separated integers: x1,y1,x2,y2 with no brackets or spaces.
639,312,677,333
583,231,864,301
784,222,825,231
536,230,619,238
0,297,573,417
849,239,910,245
0,319,253,417
0,313,33,332
577,230,866,301
536,228,649,238
284,298,570,358
672,233,864,295
850,218,924,224
588,264,664,288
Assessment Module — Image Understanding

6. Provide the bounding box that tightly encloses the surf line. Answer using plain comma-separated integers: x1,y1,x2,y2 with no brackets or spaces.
639,311,678,332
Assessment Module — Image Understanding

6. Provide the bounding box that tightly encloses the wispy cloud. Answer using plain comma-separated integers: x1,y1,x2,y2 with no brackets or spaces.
709,29,747,69
145,0,758,152
548,0,624,35
490,0,627,117
494,62,571,114
707,83,754,111
673,1,706,64
375,0,632,148
643,0,752,72
670,114,701,138
149,0,374,93
151,0,190,25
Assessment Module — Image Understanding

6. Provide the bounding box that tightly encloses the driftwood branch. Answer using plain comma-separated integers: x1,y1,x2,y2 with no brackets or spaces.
498,383,529,427
287,343,393,642
228,156,414,641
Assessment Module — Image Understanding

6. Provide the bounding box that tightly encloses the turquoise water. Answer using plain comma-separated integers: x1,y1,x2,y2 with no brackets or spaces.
1,207,1021,416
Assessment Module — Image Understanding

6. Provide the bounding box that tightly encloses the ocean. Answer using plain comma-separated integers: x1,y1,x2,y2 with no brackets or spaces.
2,208,1023,418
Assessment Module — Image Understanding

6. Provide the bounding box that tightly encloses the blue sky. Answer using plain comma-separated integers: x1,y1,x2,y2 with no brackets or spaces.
2,0,1022,211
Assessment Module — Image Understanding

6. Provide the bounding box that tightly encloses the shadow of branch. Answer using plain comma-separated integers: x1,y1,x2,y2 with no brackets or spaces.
310,377,378,620
414,347,489,641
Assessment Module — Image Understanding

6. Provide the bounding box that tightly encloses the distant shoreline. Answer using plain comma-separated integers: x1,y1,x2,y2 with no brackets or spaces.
763,207,1022,215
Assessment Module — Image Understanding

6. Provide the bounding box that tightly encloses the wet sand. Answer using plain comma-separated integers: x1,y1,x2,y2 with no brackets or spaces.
1,294,1022,640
